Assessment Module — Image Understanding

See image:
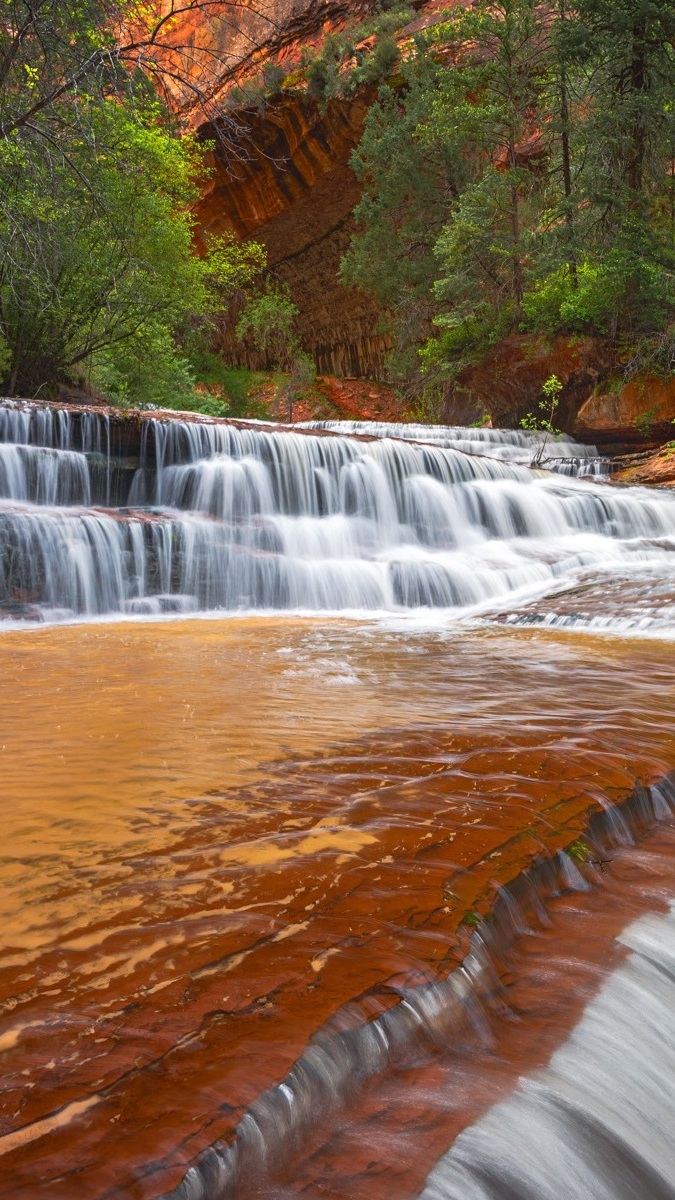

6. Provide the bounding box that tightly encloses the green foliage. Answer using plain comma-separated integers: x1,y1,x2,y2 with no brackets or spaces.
0,96,267,403
300,5,413,103
237,281,314,421
199,235,267,304
524,248,675,337
342,0,675,393
622,321,675,380
634,407,658,436
274,353,316,423
342,53,467,393
520,374,563,462
460,910,482,929
522,372,563,427
228,62,287,112
405,385,445,425
0,2,269,407
1,102,199,397
237,282,299,367
187,351,254,417
90,327,199,411
421,307,516,386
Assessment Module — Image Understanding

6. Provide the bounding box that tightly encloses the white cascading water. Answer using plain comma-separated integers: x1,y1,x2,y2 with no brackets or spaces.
296,419,612,476
419,903,675,1200
0,401,670,622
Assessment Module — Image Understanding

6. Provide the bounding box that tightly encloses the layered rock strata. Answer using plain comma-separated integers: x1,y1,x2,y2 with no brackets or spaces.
186,1,443,379
198,91,388,377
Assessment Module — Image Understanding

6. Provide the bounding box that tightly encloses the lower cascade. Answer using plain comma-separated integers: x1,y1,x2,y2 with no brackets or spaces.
421,904,675,1200
0,402,670,623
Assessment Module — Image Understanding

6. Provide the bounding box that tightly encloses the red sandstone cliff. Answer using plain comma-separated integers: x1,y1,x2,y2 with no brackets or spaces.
176,1,445,378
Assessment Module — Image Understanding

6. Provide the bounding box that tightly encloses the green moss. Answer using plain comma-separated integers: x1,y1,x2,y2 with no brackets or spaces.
460,910,482,929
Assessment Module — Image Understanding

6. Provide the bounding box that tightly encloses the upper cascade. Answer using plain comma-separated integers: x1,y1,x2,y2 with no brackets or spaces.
0,401,673,624
296,419,611,476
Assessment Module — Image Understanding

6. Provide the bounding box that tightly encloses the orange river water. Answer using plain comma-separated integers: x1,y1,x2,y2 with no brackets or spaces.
0,617,674,1198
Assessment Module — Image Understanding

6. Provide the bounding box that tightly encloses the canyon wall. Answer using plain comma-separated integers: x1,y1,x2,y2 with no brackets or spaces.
186,1,443,379
198,89,387,377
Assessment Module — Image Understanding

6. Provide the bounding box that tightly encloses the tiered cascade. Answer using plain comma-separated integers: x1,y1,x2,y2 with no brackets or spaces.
0,401,670,622
298,419,611,475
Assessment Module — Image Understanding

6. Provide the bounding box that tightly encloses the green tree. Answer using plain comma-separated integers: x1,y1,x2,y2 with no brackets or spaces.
341,52,466,391
520,372,563,463
343,0,551,388
0,98,265,401
237,281,314,421
425,0,548,356
0,2,273,404
343,0,675,392
525,0,675,337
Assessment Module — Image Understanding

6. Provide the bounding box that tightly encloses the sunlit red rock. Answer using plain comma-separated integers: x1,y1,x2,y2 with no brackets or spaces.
613,441,675,486
576,373,675,447
442,334,614,427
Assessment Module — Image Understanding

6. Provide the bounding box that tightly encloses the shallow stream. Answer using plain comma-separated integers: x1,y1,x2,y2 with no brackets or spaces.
1,409,675,1199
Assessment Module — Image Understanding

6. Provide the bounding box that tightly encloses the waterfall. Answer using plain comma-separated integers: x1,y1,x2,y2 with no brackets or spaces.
419,902,675,1200
296,419,611,476
0,443,91,506
0,402,670,623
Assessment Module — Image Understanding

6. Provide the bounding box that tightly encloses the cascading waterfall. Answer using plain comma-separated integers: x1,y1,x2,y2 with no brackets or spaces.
0,401,669,622
0,443,91,507
419,903,675,1200
297,419,612,476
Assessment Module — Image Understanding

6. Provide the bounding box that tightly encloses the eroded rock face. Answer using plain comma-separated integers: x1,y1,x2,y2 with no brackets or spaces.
185,1,442,379
575,375,675,447
173,0,376,102
442,335,615,429
613,445,675,487
199,91,389,377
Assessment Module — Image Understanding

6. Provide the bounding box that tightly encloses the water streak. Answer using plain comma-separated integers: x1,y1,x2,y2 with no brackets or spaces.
420,902,675,1200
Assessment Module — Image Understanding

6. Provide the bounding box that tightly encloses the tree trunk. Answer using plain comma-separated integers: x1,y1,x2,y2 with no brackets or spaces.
558,0,577,285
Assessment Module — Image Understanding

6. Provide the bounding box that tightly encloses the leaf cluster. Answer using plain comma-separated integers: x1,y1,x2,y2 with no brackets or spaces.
0,2,275,406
